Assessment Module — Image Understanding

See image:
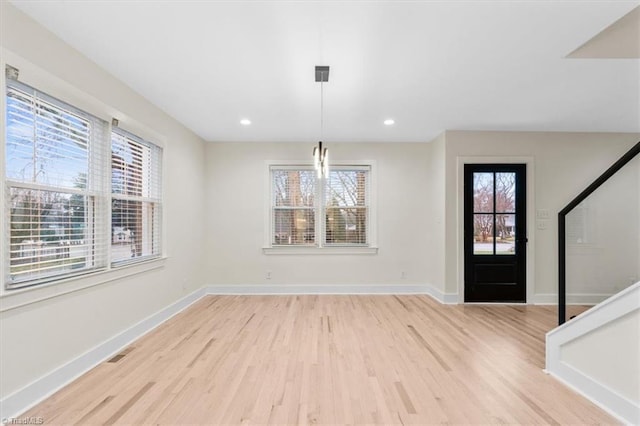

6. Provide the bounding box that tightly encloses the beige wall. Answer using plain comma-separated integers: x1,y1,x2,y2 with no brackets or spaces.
204,131,640,302
0,4,207,398
204,142,433,288
443,131,639,300
424,133,447,294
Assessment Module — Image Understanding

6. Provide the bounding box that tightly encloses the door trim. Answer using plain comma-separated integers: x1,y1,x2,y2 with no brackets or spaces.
456,156,536,304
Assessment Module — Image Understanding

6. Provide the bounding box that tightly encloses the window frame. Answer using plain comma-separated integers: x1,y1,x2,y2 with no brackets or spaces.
110,127,163,267
323,165,370,247
2,54,165,294
4,79,110,288
264,160,378,255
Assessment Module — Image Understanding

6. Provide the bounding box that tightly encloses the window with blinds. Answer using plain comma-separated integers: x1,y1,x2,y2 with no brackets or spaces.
272,168,317,245
4,76,164,289
270,165,370,247
111,129,162,264
5,79,109,287
325,168,369,245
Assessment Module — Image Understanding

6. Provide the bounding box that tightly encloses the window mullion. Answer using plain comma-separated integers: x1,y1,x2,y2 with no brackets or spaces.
111,193,159,203
5,180,89,195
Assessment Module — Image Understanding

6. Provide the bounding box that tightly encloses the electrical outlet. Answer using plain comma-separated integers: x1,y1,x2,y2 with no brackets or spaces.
536,209,550,219
401,271,407,280
266,271,272,280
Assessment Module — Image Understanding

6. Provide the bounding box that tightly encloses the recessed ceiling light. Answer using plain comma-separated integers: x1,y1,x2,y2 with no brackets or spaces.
384,119,395,126
240,119,251,126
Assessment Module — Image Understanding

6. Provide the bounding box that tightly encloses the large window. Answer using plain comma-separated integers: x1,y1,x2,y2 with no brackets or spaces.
5,79,109,287
270,165,371,248
4,77,162,289
325,168,369,245
111,129,162,264
272,168,317,245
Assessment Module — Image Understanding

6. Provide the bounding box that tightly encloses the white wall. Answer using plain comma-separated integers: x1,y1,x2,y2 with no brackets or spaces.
443,131,639,301
424,133,447,296
560,309,639,404
546,282,640,424
204,142,435,290
0,3,206,399
566,155,640,296
203,132,639,302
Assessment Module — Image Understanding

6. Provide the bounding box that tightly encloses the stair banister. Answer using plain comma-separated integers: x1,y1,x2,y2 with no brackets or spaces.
558,141,640,325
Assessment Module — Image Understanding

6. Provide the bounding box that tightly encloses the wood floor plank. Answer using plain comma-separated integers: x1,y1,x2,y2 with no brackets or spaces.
21,295,618,425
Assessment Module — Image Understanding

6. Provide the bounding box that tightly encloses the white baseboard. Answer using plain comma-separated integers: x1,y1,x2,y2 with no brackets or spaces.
532,293,613,305
545,365,639,425
205,283,430,295
204,283,458,302
0,287,205,421
422,285,459,304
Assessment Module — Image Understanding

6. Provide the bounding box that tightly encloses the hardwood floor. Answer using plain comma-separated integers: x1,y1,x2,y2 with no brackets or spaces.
23,296,616,425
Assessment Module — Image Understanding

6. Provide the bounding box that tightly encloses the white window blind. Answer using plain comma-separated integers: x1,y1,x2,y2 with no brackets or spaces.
272,168,317,245
111,129,162,264
5,79,109,288
270,165,371,248
325,167,369,245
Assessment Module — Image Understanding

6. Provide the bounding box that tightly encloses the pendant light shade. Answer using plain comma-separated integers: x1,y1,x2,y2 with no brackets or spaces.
313,141,329,178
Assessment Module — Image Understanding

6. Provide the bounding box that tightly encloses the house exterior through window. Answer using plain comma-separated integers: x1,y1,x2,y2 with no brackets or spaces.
269,164,373,250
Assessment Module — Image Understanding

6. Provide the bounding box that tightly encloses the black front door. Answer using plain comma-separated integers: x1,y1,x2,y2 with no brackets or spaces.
464,164,527,302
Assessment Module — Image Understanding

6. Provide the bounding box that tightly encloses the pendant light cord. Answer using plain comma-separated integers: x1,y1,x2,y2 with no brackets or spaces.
320,76,324,141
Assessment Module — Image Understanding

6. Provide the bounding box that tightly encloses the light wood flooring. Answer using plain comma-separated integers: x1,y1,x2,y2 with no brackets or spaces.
23,296,615,425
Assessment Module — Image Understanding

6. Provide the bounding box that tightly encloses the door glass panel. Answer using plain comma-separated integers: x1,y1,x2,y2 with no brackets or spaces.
474,214,494,254
473,173,493,213
496,214,516,255
495,172,516,213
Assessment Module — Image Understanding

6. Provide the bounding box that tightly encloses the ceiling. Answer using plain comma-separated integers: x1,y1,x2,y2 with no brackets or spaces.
10,0,640,143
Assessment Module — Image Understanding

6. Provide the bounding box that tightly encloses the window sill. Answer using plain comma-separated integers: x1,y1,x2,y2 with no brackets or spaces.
262,246,378,255
0,257,167,312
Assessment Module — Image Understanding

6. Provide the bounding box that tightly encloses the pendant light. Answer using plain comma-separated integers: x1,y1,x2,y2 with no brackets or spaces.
313,65,329,178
